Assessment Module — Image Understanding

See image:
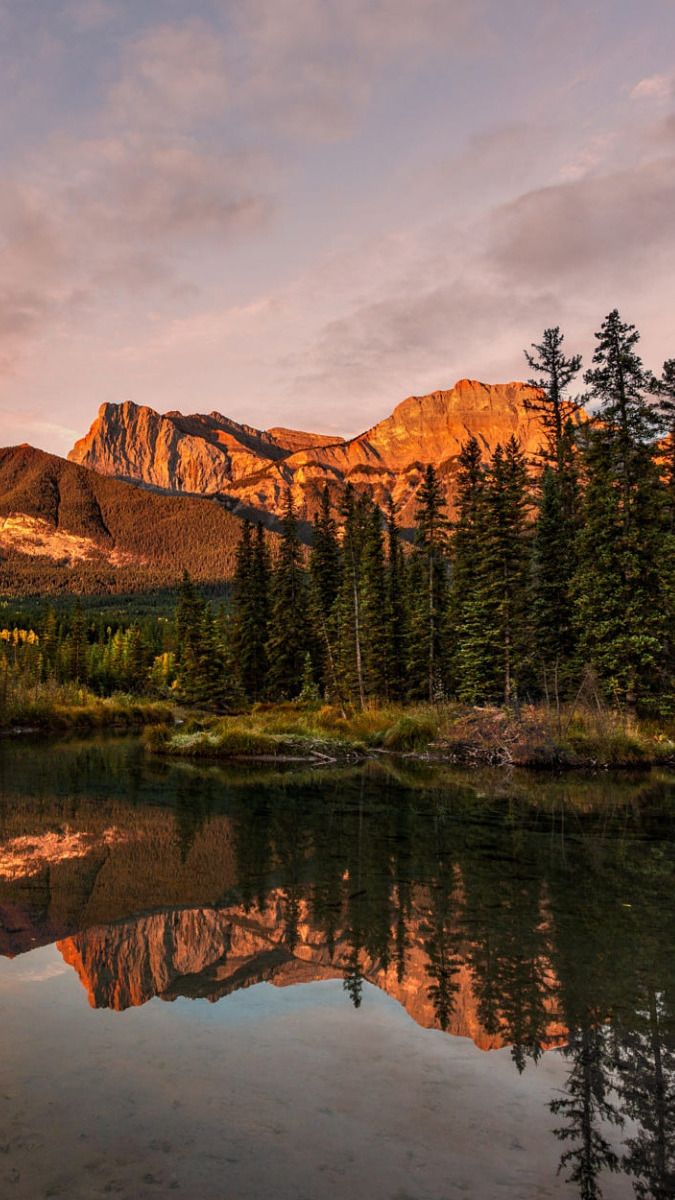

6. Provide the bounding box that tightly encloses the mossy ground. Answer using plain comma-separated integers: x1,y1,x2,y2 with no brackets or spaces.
144,700,675,768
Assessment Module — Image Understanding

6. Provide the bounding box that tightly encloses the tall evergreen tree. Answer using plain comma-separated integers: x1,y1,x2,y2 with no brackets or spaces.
574,313,666,708
309,486,343,708
524,325,583,469
336,484,368,708
531,450,579,707
448,437,495,701
384,497,408,699
65,600,89,683
267,490,310,699
485,438,533,703
232,521,270,701
654,358,675,525
409,465,450,702
360,504,388,699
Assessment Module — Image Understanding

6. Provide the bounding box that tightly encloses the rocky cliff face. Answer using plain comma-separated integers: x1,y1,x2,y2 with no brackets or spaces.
68,380,555,524
68,401,345,497
57,892,565,1052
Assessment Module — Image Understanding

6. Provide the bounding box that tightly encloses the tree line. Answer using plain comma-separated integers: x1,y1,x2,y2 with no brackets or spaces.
185,309,675,715
3,309,673,717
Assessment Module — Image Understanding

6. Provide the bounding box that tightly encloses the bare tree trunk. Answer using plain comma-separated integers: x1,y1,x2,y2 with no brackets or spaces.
319,613,347,720
352,566,366,711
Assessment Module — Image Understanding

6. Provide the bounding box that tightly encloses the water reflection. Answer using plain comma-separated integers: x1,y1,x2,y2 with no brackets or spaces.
2,736,675,1198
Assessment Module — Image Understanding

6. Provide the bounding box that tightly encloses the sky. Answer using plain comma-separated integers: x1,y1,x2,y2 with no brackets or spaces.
0,0,673,455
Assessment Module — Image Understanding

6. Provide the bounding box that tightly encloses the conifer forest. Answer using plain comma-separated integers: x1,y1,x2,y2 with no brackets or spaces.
2,311,675,722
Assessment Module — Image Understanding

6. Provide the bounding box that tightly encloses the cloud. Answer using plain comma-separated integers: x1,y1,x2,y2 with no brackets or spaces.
0,15,274,371
64,0,116,33
230,0,487,139
282,133,675,419
489,154,675,285
630,73,672,101
110,20,230,129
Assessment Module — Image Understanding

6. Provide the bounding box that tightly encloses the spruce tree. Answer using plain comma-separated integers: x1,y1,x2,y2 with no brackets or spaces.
267,490,310,699
384,497,408,700
175,569,204,666
574,313,666,708
65,600,89,683
232,521,270,701
532,455,578,708
524,325,583,468
485,438,533,703
336,484,368,708
409,465,450,702
654,358,675,524
309,486,343,707
448,438,495,701
360,504,388,699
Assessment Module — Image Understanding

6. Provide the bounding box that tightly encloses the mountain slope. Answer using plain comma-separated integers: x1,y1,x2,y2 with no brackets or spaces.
0,445,261,595
68,379,552,524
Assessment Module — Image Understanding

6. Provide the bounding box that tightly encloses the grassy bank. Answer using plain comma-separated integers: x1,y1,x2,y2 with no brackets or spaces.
143,701,675,769
0,678,174,732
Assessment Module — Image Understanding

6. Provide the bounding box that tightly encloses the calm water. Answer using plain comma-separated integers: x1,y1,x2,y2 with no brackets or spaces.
1,734,675,1199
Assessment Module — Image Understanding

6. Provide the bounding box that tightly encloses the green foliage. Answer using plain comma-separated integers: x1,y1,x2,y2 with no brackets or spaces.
408,464,450,702
267,490,312,699
524,325,583,467
574,341,668,707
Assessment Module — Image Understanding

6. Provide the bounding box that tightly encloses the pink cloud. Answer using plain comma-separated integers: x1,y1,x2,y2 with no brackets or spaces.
630,73,672,101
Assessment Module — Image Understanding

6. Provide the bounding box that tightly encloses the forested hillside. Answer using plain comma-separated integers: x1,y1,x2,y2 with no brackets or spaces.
0,445,268,595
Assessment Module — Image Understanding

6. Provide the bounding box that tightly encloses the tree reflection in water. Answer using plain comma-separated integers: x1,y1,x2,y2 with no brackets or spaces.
3,742,675,1198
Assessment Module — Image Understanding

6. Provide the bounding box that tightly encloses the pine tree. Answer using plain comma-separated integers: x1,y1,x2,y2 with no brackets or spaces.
175,569,204,666
360,504,388,699
309,486,341,619
524,325,583,468
409,465,450,702
65,600,89,683
309,486,343,708
384,497,408,700
532,455,578,708
584,310,659,477
232,521,270,701
654,358,675,524
485,438,533,703
267,490,310,699
336,484,368,708
177,603,237,711
448,438,495,701
574,313,667,708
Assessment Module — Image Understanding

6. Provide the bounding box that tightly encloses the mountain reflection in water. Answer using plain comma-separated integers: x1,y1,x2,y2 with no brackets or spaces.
2,735,675,1199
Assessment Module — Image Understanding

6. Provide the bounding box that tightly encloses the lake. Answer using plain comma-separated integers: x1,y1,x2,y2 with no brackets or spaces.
1,734,675,1199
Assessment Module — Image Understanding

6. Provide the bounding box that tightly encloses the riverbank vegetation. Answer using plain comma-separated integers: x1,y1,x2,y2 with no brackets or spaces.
143,699,675,769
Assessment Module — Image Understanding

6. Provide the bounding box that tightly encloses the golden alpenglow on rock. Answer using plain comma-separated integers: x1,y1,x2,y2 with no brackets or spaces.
67,379,559,524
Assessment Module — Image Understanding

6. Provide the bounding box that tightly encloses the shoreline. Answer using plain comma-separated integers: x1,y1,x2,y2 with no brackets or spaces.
3,699,675,773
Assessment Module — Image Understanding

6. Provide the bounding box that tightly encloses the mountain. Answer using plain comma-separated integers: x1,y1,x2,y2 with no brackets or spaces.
68,380,550,525
68,401,344,496
0,444,265,595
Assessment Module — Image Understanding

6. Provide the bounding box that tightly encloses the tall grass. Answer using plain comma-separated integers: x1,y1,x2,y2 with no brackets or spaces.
0,675,173,731
144,703,441,760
